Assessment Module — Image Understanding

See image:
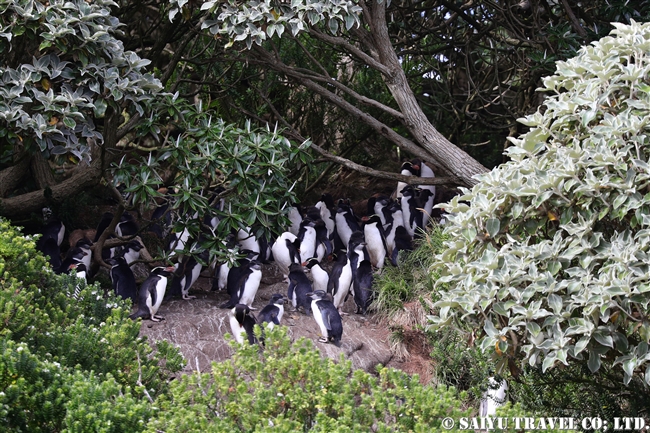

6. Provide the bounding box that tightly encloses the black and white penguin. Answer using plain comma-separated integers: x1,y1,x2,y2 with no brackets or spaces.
327,251,352,312
297,219,318,264
257,294,285,329
396,161,420,198
117,239,142,265
287,203,303,237
307,290,343,347
57,246,88,275
315,193,336,239
116,212,139,238
68,262,87,282
75,238,93,273
271,231,300,279
304,257,329,293
93,212,114,242
40,207,66,247
385,201,404,264
390,225,413,266
400,185,419,238
363,214,388,270
353,259,374,315
129,265,175,322
219,253,260,309
211,233,237,291
347,231,368,283
313,218,333,261
237,227,261,260
418,161,436,228
39,237,62,271
229,303,258,345
106,256,138,302
287,263,313,315
335,201,360,249
237,260,262,308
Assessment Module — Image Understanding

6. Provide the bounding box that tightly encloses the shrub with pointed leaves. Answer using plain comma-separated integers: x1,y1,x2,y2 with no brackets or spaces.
430,21,650,386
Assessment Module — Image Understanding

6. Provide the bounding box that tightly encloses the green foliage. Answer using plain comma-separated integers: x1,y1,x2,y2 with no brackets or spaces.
373,225,448,316
432,21,650,388
147,325,471,432
0,0,162,160
0,218,184,431
111,94,312,262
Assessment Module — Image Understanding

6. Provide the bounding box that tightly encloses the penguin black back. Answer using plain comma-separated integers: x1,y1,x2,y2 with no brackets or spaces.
287,263,313,315
353,259,374,315
107,256,138,302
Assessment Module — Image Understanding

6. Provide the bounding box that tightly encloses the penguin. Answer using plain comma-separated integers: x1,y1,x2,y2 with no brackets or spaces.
307,290,343,347
353,259,374,315
68,262,87,282
287,263,313,315
57,246,88,275
396,160,420,198
418,161,436,228
94,212,114,242
116,212,139,238
106,256,138,302
304,257,329,293
229,303,258,345
40,207,66,247
347,231,368,283
315,193,336,239
385,201,404,262
400,185,419,238
257,294,285,329
373,196,392,227
237,260,262,308
129,265,175,322
414,188,435,235
335,201,360,249
297,219,318,264
271,231,300,279
363,214,388,270
287,203,303,237
237,227,261,260
117,239,142,265
167,226,191,256
75,238,93,273
211,233,237,291
219,252,259,309
390,225,413,266
39,237,62,271
479,376,508,417
327,251,352,312
314,218,333,261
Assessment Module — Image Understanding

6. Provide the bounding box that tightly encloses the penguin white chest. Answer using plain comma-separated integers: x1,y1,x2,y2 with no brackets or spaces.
229,314,246,344
332,264,352,309
311,300,328,337
364,224,386,269
217,262,230,290
148,276,168,316
311,266,329,293
335,213,353,246
239,269,262,307
299,228,317,263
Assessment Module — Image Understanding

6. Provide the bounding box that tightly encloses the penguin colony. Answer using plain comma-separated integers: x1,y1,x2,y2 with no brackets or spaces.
35,159,439,348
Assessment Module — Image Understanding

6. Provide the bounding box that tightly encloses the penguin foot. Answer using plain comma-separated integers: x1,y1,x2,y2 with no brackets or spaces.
318,337,329,343
151,315,165,322
182,294,197,300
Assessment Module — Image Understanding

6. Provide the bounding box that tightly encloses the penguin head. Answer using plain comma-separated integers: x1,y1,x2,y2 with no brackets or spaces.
232,303,253,326
269,293,285,305
365,214,382,226
303,257,319,269
288,262,304,273
307,290,328,301
320,193,335,209
76,238,93,249
153,265,176,277
249,260,262,271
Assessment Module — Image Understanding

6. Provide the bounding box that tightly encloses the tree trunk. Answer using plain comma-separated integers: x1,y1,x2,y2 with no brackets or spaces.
365,0,488,186
0,153,30,198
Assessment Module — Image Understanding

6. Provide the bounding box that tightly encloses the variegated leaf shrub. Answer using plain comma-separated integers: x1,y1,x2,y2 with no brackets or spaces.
431,20,650,386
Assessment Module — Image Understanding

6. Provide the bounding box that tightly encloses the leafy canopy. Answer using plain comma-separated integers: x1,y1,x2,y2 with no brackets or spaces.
431,20,650,386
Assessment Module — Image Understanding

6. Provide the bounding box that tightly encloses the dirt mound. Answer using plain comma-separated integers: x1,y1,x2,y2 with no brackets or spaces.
137,261,409,376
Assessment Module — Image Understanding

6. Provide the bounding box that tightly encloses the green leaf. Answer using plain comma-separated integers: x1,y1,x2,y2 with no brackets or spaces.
486,218,500,238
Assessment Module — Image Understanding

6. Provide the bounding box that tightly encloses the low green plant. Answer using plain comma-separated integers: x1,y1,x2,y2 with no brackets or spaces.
0,218,184,431
146,325,472,432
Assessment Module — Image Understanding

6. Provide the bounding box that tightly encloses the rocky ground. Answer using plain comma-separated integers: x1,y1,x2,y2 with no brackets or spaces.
135,260,433,381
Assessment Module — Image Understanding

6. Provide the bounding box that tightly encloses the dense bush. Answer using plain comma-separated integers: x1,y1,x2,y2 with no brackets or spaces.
430,21,650,415
146,325,473,432
0,218,183,431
